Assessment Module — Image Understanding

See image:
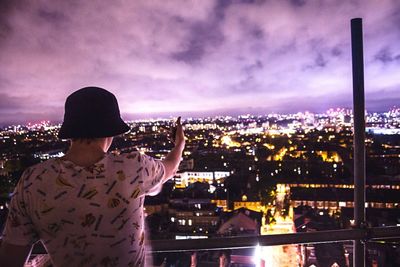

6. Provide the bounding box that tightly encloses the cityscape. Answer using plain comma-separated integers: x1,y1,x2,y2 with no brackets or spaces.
1,107,399,266
1,1,400,266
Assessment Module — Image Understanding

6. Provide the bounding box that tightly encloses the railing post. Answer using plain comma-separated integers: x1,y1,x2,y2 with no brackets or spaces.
219,250,231,267
351,18,366,267
190,251,197,267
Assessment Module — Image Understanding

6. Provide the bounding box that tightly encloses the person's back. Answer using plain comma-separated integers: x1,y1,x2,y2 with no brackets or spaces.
0,87,185,267
5,152,163,266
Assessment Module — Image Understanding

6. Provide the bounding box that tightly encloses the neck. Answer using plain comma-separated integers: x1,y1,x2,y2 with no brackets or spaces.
63,138,111,167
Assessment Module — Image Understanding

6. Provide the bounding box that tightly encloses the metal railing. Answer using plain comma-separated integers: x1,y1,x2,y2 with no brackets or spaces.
31,226,400,258
146,227,400,253
29,225,400,253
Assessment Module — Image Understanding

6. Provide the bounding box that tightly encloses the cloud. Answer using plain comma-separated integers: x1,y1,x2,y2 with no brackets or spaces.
171,20,224,63
0,93,26,111
0,92,64,125
374,47,400,63
0,0,399,125
0,0,22,39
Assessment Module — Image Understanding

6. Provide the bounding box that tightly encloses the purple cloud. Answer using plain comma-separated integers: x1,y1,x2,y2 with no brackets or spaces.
0,0,399,125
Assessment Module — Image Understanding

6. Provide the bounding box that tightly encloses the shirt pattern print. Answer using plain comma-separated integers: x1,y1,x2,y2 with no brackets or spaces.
2,152,165,267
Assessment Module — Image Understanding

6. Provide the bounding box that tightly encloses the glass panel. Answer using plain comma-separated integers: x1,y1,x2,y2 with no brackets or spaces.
145,241,400,267
147,242,352,267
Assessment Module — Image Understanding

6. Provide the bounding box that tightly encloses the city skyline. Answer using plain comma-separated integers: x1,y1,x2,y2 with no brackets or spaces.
1,0,400,125
0,105,399,128
1,107,398,130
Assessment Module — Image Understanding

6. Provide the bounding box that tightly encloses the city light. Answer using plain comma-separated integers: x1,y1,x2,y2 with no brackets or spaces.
0,108,399,266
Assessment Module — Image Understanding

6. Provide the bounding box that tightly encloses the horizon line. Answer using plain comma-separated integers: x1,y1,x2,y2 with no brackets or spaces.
1,106,399,128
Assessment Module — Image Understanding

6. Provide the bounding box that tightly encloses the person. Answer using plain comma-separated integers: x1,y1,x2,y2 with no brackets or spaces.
0,86,185,267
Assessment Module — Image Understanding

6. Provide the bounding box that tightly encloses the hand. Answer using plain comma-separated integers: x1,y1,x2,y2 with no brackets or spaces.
162,117,185,182
171,117,185,149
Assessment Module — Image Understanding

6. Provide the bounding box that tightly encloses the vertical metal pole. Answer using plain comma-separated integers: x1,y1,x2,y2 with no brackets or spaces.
351,18,366,267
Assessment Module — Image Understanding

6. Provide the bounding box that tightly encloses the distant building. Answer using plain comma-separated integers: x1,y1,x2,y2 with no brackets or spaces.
168,200,220,238
283,183,400,214
233,194,263,213
173,170,230,188
217,208,261,236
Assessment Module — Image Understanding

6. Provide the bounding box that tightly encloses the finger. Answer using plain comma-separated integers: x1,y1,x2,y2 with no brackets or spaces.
176,116,181,125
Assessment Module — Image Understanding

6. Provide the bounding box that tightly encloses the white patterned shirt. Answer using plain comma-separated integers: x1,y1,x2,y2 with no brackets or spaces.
2,152,165,267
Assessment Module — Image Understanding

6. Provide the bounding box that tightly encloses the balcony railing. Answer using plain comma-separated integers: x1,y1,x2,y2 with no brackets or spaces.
30,226,400,254
30,226,400,266
147,226,400,253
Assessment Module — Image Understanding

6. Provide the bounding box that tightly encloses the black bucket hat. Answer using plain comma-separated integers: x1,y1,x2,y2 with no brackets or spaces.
58,86,130,139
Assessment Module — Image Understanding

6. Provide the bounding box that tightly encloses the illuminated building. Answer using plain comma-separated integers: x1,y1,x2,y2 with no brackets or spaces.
168,201,220,239
279,183,400,214
257,188,299,267
173,171,230,188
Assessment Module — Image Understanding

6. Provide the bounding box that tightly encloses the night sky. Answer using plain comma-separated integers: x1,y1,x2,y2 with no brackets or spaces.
0,0,399,125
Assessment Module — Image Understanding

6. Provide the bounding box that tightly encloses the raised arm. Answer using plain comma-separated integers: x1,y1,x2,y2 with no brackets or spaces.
161,117,185,181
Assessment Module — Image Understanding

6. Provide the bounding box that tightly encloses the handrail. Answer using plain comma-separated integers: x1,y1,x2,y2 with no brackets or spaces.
30,226,400,254
148,226,400,253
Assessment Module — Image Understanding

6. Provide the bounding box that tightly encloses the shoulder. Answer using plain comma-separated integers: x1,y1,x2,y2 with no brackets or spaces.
116,151,143,162
114,151,163,170
102,151,143,170
11,159,58,195
20,159,58,180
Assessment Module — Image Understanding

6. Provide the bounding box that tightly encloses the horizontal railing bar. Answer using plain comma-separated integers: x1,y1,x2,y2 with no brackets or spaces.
29,226,400,254
148,226,400,253
370,226,400,240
